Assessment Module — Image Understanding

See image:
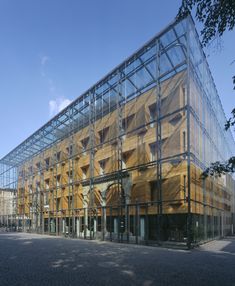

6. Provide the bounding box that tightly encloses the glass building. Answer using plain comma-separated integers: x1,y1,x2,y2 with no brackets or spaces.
0,16,234,248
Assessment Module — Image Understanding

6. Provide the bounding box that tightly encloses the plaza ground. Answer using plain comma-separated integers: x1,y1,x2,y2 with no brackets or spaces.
0,231,235,286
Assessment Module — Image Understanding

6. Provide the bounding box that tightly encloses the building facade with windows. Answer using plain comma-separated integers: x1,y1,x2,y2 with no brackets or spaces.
0,16,234,247
0,189,15,227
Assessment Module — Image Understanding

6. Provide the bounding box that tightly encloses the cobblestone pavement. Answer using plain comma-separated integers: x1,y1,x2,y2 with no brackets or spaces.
0,232,235,286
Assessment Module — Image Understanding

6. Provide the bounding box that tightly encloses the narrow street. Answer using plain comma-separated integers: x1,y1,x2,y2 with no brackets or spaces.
0,232,235,286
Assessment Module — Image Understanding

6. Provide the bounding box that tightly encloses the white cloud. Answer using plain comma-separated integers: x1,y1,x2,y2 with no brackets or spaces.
40,55,50,77
58,98,72,111
41,55,49,66
39,55,71,117
49,97,72,117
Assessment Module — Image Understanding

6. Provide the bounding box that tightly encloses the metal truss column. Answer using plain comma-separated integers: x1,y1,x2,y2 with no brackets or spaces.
70,108,75,237
117,70,125,241
156,39,162,242
89,90,95,239
54,136,59,236
67,109,72,237
186,16,192,249
38,152,44,234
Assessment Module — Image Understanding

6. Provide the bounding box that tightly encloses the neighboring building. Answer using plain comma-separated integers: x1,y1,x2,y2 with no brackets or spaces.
0,189,15,226
0,16,234,247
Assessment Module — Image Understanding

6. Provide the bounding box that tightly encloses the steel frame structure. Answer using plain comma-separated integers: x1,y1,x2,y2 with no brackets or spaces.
0,16,234,248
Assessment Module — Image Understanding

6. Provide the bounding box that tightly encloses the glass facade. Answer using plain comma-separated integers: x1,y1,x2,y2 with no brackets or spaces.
0,16,234,248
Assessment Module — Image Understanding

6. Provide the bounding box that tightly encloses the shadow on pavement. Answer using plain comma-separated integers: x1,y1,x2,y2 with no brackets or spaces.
0,233,235,286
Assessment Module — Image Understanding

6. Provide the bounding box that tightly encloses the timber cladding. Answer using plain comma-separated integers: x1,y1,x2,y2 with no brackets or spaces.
16,70,232,222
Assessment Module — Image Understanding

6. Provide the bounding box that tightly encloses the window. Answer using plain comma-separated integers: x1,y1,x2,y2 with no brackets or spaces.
45,179,50,190
183,175,186,201
56,198,61,211
183,131,186,152
149,143,157,161
99,160,106,175
122,114,134,133
99,127,109,144
81,137,89,152
67,196,73,209
56,175,61,187
121,158,127,169
182,86,186,115
66,145,73,156
55,152,61,162
36,162,41,175
36,162,40,169
44,192,49,206
126,114,134,131
67,171,73,184
149,104,157,127
81,166,89,179
45,158,50,171
150,181,158,202
122,150,133,169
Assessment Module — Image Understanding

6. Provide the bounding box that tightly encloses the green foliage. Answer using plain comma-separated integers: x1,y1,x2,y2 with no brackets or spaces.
202,156,235,178
177,0,235,45
225,108,235,131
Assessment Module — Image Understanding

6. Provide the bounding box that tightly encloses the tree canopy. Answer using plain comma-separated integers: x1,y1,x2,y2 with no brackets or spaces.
177,0,235,45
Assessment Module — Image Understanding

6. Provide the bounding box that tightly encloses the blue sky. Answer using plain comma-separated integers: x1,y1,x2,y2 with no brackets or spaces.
0,0,234,159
